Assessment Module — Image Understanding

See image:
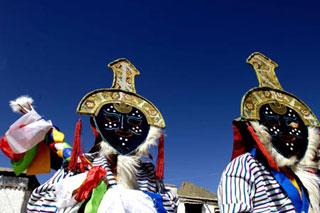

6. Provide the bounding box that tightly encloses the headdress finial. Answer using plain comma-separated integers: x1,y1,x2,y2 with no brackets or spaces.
108,59,140,93
247,52,282,90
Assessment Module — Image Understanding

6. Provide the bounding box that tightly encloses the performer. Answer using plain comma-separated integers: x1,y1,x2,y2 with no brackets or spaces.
1,59,177,212
218,52,320,212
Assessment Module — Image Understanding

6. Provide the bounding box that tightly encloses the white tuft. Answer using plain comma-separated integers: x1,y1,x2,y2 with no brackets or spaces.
117,155,139,189
293,127,320,212
298,127,319,169
9,96,34,114
250,121,298,167
99,141,117,157
136,126,162,157
99,143,139,189
293,165,320,212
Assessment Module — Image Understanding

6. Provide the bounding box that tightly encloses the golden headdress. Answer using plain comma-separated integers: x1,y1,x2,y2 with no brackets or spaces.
76,58,165,128
241,52,320,127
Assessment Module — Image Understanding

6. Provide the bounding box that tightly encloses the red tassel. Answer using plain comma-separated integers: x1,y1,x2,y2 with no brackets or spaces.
156,133,164,180
68,119,83,172
74,166,106,202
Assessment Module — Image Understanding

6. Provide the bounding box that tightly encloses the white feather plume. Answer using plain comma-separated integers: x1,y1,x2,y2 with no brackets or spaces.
136,126,162,156
293,165,320,213
9,96,34,114
99,140,118,157
298,127,319,169
292,127,320,212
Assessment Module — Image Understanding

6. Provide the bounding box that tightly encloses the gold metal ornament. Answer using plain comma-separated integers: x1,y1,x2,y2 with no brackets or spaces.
269,102,287,115
113,103,133,114
241,52,320,127
77,58,166,128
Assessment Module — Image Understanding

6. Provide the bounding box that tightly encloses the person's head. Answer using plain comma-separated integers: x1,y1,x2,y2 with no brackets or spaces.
240,52,319,168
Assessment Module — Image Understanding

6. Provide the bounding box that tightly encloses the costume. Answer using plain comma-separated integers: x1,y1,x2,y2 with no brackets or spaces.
218,52,320,212
1,59,178,212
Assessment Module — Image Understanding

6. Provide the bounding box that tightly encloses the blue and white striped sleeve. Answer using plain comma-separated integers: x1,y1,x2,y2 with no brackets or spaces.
217,153,255,213
160,188,178,212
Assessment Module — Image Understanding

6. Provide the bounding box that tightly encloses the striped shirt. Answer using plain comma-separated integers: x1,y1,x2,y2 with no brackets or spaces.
218,153,299,213
27,153,178,213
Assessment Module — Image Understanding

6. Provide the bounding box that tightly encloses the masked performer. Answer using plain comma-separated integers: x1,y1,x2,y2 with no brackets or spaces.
218,52,320,212
1,59,177,212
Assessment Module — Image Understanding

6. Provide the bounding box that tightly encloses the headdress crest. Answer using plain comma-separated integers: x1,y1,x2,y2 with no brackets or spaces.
241,52,319,127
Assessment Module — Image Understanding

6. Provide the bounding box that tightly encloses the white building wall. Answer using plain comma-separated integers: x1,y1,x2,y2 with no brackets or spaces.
0,188,26,213
177,203,186,213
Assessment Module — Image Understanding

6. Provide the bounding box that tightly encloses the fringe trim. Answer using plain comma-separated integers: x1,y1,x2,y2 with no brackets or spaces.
250,121,320,211
250,121,298,167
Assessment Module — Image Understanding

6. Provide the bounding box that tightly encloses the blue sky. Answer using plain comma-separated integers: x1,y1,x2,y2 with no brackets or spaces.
1,0,320,193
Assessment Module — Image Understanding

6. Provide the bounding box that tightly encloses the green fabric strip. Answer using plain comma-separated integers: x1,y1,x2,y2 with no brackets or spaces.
11,145,38,175
84,181,107,213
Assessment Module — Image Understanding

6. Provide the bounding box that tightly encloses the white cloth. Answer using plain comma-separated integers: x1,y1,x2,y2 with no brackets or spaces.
5,109,52,153
27,154,178,213
97,185,157,213
55,172,88,208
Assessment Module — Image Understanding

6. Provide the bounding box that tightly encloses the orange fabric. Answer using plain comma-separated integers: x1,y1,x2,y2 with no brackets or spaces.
27,142,51,175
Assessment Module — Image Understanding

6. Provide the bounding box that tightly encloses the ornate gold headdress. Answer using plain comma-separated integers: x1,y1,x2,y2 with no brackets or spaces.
241,52,320,127
76,58,165,128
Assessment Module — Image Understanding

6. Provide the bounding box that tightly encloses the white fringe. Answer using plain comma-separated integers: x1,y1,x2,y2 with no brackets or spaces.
135,126,162,156
250,121,320,211
250,121,298,167
298,127,319,169
116,155,139,189
99,141,117,156
292,127,320,212
9,96,34,114
293,165,320,212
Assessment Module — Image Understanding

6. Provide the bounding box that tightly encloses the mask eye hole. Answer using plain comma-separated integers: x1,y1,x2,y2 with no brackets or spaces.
264,118,280,128
105,114,120,123
127,117,142,126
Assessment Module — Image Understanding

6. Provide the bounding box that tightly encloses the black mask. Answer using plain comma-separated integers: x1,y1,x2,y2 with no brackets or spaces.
259,103,308,159
94,103,150,155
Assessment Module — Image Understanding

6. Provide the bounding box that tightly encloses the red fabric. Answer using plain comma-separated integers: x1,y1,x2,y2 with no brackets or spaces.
231,124,247,160
247,125,279,171
0,136,24,161
156,133,164,180
74,166,107,202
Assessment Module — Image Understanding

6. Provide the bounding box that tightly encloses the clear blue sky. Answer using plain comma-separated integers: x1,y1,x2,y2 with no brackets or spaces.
1,0,320,193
